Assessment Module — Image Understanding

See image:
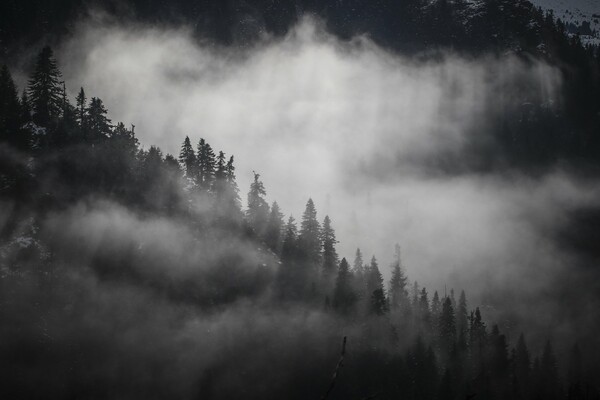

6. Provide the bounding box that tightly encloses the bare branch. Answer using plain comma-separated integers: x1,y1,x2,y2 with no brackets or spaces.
320,336,347,400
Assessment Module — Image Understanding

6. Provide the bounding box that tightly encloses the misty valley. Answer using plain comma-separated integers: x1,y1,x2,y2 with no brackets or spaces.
1,0,600,399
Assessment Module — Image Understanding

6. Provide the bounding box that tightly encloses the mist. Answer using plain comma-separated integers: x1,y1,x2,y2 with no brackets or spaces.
51,16,594,294
3,5,600,398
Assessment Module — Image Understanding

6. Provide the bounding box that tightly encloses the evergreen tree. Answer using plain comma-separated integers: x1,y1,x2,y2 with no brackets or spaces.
27,46,63,126
211,150,233,217
389,243,408,311
222,155,242,222
277,216,301,300
178,136,197,182
246,172,269,235
264,201,284,253
489,325,509,381
86,97,111,140
215,151,226,182
333,258,356,314
469,307,487,367
321,215,338,283
370,288,388,316
298,198,321,266
352,248,367,305
431,291,441,321
456,290,468,348
366,256,384,296
412,281,420,308
197,138,216,190
281,216,298,263
353,248,364,275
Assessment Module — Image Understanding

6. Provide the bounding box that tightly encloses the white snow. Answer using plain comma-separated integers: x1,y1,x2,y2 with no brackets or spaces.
529,0,600,46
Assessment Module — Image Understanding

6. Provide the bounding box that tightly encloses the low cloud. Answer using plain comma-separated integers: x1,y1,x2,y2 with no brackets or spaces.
35,15,598,345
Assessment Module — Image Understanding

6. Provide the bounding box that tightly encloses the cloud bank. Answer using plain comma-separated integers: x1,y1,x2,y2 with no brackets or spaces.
44,16,600,345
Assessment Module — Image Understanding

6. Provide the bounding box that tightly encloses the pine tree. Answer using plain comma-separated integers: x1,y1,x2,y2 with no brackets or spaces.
353,248,364,275
215,151,226,182
264,201,284,253
281,216,298,263
321,215,338,283
223,155,242,222
438,297,456,359
86,97,111,140
27,46,63,126
298,198,321,266
211,150,228,204
277,216,300,300
111,122,139,156
246,172,269,235
489,325,509,379
469,307,487,367
389,243,408,311
178,136,197,182
431,291,441,320
197,138,216,190
412,281,420,308
333,258,356,314
456,290,468,348
366,256,384,296
370,288,388,316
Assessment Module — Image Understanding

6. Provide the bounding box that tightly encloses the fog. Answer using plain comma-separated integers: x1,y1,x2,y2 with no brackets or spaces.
36,15,597,338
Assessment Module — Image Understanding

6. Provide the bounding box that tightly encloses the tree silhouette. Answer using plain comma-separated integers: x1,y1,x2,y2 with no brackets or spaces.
27,46,63,127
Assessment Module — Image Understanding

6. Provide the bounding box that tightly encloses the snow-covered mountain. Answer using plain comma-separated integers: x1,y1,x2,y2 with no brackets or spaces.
529,0,600,45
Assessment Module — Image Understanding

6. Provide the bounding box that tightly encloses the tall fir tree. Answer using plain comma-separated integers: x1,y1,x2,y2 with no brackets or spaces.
277,216,301,300
197,138,216,190
438,297,456,360
389,243,408,311
333,258,356,314
223,155,242,222
366,255,387,315
456,290,468,348
246,172,269,235
211,150,228,205
27,46,63,127
264,201,284,253
281,216,298,264
178,136,197,183
320,215,338,283
298,198,321,266
86,97,111,140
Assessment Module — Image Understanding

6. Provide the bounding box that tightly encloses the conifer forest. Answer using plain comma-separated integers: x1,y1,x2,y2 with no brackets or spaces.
1,0,600,399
